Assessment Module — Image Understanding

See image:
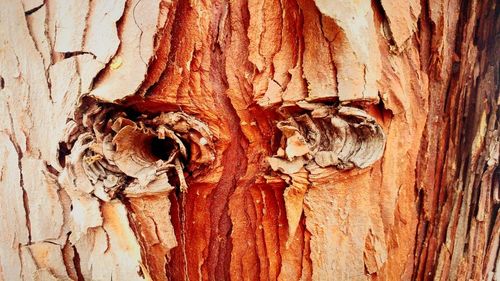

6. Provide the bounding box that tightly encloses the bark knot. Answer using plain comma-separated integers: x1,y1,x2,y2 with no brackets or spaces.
58,97,215,201
268,102,386,174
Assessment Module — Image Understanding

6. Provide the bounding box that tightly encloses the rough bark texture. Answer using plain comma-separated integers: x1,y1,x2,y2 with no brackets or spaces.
0,0,498,281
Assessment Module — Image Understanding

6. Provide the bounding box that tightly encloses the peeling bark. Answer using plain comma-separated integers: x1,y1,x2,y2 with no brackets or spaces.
0,0,498,280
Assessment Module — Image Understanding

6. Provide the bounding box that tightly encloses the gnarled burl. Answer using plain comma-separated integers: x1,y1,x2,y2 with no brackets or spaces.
0,0,498,280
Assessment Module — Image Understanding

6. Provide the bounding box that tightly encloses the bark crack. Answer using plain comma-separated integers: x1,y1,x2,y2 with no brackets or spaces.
24,3,45,16
132,0,148,67
6,104,32,243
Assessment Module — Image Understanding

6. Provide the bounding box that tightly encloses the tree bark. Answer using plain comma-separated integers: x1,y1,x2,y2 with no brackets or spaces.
0,0,498,280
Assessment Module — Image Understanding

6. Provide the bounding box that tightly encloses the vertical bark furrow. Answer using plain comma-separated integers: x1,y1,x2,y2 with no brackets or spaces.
205,6,249,276
414,0,499,279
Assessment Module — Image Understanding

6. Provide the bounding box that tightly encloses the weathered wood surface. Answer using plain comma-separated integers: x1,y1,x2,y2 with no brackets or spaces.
0,0,497,280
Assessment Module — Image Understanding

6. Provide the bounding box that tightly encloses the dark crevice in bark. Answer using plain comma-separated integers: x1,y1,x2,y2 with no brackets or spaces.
24,3,45,16
61,51,96,60
44,163,60,176
371,0,397,49
417,0,432,72
21,179,31,243
61,240,78,281
72,246,85,281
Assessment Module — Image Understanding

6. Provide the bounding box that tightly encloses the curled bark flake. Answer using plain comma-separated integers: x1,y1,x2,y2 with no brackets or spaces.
269,104,386,172
58,97,215,201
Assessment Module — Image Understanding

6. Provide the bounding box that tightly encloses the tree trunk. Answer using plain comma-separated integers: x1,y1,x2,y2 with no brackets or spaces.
0,0,498,280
